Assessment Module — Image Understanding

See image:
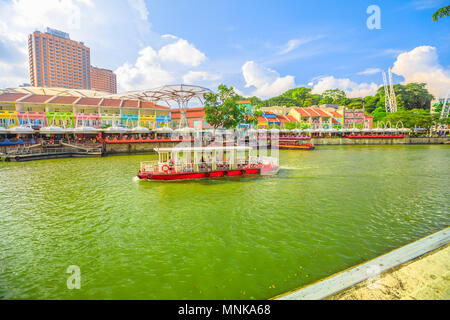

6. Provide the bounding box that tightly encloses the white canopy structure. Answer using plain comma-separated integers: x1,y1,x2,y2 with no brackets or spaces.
109,85,212,128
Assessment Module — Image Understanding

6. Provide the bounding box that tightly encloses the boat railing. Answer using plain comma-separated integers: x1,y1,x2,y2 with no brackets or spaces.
140,161,159,172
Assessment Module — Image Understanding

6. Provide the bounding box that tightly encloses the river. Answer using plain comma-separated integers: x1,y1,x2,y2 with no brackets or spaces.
0,145,448,299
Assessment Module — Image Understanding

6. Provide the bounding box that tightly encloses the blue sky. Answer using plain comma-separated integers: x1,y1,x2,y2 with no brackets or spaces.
0,0,449,98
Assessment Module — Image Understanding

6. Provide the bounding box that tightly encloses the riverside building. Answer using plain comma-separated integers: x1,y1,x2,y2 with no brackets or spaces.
28,28,117,94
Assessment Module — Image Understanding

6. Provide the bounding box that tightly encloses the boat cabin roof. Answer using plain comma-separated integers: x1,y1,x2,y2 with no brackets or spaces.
154,146,251,153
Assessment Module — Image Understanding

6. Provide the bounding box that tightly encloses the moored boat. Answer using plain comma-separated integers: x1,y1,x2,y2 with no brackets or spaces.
276,139,315,150
137,146,279,181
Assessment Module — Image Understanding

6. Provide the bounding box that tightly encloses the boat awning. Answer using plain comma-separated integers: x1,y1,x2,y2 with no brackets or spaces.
154,146,252,152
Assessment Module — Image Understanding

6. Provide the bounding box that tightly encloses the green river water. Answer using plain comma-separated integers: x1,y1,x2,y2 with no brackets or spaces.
0,145,449,299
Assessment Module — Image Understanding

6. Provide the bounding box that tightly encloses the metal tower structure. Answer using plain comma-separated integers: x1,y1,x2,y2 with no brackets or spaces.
440,88,450,120
382,71,391,113
388,68,397,113
382,69,398,113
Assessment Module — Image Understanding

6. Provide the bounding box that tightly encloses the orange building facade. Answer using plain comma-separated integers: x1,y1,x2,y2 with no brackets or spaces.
28,28,91,89
90,66,117,94
28,28,117,93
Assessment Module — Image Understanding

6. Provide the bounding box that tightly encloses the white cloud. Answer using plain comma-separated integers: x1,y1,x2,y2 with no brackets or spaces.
158,39,206,67
278,36,324,55
0,0,156,88
310,76,380,98
241,61,296,99
115,38,214,91
127,0,149,20
357,68,382,75
391,46,450,98
182,71,221,84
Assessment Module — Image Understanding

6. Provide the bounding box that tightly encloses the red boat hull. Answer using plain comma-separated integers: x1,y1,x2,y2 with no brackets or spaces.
138,166,278,181
278,144,315,150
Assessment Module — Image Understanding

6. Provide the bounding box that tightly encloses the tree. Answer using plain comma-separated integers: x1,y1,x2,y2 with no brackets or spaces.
321,89,347,105
433,5,450,21
372,106,387,123
204,84,258,129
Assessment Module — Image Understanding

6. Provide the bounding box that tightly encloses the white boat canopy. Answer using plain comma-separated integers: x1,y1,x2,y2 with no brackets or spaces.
154,146,252,153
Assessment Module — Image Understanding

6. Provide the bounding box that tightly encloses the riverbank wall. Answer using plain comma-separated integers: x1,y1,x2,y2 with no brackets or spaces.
104,141,179,155
273,227,450,300
312,137,449,145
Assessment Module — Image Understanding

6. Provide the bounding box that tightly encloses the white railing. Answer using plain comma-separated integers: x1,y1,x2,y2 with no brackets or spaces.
140,161,158,172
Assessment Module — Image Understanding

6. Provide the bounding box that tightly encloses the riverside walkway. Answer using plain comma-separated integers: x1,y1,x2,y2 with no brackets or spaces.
273,227,449,300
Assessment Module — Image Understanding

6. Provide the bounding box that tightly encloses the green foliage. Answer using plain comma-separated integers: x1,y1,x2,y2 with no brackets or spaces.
204,84,260,129
432,5,450,21
382,109,433,129
372,107,387,123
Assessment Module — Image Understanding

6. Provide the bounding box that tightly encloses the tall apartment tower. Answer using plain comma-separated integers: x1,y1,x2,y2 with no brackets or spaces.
28,28,91,90
90,66,117,94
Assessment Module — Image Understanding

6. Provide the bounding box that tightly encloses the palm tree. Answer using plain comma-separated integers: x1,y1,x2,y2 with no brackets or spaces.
432,5,450,21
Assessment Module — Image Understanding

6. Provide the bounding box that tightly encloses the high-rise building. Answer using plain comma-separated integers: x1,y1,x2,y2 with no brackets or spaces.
90,66,117,94
28,28,117,93
28,28,91,90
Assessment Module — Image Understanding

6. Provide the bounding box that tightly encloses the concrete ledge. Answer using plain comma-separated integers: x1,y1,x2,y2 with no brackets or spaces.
273,227,450,300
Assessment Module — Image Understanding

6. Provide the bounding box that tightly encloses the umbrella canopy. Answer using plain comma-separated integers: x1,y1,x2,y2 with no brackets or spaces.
73,126,98,134
8,125,35,134
40,126,66,134
131,126,150,134
102,126,130,134
155,127,174,133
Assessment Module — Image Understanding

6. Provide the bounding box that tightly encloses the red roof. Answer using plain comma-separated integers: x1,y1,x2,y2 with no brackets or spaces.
75,97,102,106
20,94,54,104
304,108,320,116
49,96,79,104
258,116,267,122
0,92,28,102
277,115,290,122
100,98,122,107
313,108,331,117
172,107,205,114
332,119,340,124
121,100,139,108
295,108,311,117
287,115,298,122
141,101,170,110
329,111,343,118
237,100,251,104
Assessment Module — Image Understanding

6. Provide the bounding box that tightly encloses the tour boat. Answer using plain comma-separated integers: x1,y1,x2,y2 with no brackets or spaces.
276,139,315,151
137,146,279,181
